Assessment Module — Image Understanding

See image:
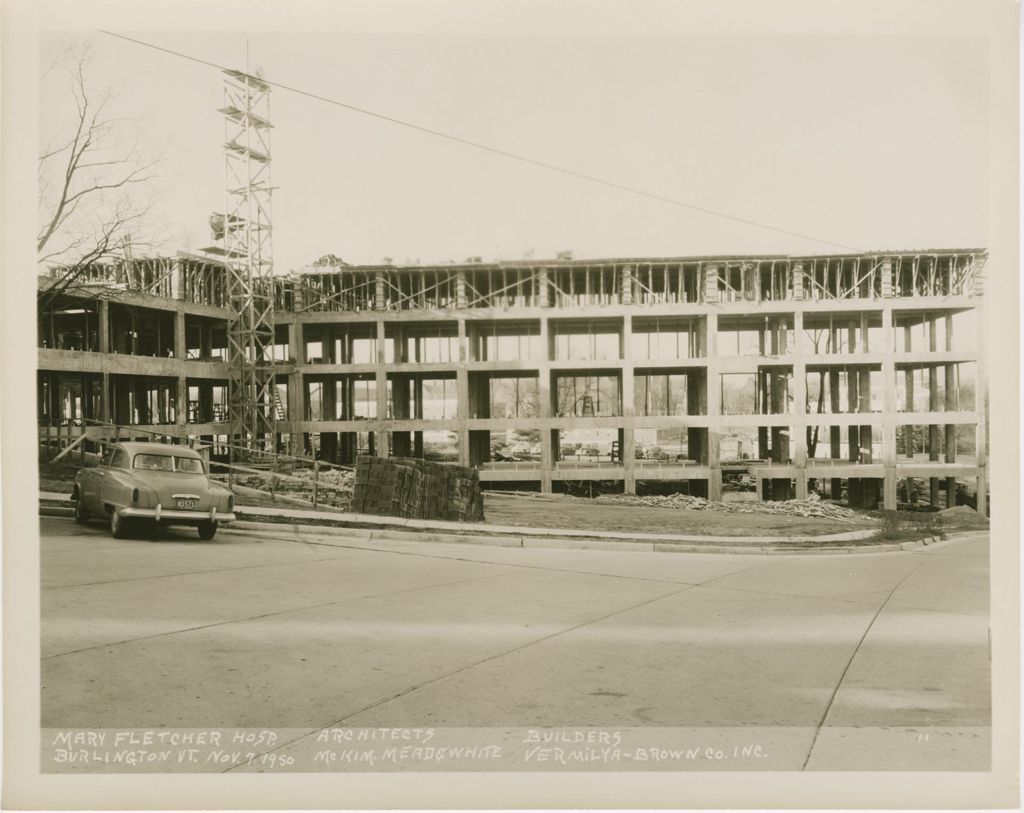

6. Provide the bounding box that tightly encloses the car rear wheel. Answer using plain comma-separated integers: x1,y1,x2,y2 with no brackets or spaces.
110,509,129,539
198,521,218,541
74,497,89,525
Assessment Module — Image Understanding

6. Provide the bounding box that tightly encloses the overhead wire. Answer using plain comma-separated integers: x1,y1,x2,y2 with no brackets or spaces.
97,29,864,253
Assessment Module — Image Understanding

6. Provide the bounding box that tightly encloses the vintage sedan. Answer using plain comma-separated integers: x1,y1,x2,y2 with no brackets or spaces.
71,441,236,539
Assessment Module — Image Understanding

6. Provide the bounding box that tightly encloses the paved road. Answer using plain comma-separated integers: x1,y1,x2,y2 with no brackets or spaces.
40,517,990,772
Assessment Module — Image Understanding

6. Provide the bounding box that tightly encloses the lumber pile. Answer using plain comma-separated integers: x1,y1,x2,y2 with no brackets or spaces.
351,456,485,522
223,466,355,509
594,492,862,520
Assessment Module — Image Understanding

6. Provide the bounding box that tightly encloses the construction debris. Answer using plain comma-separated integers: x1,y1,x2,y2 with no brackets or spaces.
594,492,864,520
222,465,355,510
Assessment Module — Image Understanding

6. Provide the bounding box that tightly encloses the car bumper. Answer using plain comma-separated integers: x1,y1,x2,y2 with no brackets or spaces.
120,506,236,524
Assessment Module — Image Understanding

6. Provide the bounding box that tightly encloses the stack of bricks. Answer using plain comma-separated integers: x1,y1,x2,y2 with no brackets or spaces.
351,456,485,522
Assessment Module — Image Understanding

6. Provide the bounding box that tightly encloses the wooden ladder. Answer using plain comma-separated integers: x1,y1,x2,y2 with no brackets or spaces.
271,386,286,421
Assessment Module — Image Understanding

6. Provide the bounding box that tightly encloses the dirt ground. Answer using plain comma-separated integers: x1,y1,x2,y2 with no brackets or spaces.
39,463,77,495
481,493,873,537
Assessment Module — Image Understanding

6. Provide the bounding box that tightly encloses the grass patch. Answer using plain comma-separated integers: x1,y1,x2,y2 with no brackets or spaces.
39,461,80,495
871,510,946,543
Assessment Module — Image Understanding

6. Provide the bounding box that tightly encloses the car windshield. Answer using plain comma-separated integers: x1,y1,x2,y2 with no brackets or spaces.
175,457,204,473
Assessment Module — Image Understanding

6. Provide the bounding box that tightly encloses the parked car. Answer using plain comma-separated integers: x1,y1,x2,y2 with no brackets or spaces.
71,441,236,540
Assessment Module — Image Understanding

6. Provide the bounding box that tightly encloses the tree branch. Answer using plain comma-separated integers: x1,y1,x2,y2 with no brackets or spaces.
38,44,164,290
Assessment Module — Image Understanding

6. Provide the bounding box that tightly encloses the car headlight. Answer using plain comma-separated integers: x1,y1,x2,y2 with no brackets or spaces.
227,494,234,511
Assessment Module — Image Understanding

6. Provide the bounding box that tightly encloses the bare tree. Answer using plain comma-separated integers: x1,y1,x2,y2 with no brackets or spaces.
37,43,162,310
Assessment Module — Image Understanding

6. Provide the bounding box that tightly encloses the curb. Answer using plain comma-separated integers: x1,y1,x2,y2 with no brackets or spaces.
39,490,877,545
223,518,931,556
227,510,879,546
39,498,943,556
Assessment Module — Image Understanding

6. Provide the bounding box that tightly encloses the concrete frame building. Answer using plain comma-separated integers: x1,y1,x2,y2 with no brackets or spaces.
37,248,987,513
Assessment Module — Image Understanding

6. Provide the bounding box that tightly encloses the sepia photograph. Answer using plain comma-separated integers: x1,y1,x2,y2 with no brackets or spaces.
2,0,1019,809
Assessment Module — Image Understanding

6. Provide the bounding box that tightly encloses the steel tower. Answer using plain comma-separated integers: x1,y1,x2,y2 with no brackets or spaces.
220,67,276,455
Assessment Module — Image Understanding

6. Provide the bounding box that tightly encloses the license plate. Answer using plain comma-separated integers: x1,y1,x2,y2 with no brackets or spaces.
175,499,197,510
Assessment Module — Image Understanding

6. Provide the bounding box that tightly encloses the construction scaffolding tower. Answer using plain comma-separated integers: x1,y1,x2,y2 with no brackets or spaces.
220,67,276,455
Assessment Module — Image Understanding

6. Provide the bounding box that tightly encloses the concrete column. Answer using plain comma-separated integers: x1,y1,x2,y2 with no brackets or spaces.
858,368,872,466
98,301,111,426
374,270,387,311
537,267,550,308
881,306,898,508
174,310,187,361
828,367,842,500
705,310,721,500
288,322,303,364
538,315,553,492
927,319,940,506
101,373,111,424
285,323,303,454
880,258,893,298
704,264,719,304
792,261,804,301
455,270,467,309
792,311,807,498
171,257,184,300
374,318,390,457
620,265,633,306
98,300,110,353
944,361,957,507
176,373,188,428
621,313,635,493
847,367,860,465
456,319,470,466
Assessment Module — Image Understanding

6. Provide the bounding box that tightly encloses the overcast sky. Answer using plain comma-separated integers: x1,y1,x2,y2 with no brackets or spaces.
41,19,989,272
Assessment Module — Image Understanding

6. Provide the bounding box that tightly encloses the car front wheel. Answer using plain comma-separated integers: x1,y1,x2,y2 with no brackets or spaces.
198,521,218,541
110,509,129,539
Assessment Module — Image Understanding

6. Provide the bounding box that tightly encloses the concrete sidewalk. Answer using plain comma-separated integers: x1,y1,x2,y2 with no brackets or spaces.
40,490,916,555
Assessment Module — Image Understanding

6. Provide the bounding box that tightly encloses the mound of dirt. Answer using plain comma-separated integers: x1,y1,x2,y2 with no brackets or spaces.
937,505,989,528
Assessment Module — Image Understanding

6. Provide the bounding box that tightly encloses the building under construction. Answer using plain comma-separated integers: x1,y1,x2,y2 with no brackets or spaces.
37,248,987,513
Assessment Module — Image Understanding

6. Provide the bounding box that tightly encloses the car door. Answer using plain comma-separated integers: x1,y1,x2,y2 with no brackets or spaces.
98,447,128,506
81,446,113,511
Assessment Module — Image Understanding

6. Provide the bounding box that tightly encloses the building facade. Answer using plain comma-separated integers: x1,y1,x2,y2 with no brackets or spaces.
37,249,987,512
